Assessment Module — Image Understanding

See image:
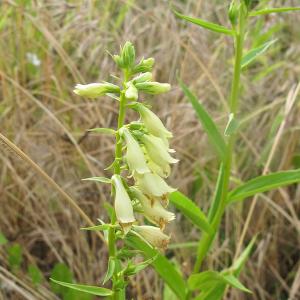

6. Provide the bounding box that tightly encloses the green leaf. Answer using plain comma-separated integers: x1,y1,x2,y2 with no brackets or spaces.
231,237,256,276
222,274,251,293
194,283,226,300
207,164,224,222
124,255,158,276
88,128,116,135
250,7,300,17
179,79,227,161
188,271,221,290
126,235,188,300
102,257,116,284
50,279,113,297
28,264,43,286
224,114,239,137
227,169,300,203
0,232,8,245
174,10,234,36
169,191,212,234
189,271,251,293
241,40,277,69
82,177,111,184
80,224,113,231
8,243,22,270
50,263,74,295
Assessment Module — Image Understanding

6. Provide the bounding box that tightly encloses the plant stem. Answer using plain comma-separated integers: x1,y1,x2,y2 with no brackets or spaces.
109,73,128,300
193,5,246,273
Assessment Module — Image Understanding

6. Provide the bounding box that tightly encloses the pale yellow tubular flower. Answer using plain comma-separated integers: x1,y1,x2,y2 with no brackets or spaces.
135,172,176,197
120,128,150,175
137,104,173,140
112,175,135,233
131,187,175,229
133,225,170,249
141,134,179,169
73,83,120,98
147,159,170,178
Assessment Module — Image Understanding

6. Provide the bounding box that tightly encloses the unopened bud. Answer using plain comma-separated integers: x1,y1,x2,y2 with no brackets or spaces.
120,41,135,69
135,82,170,95
133,58,155,73
125,82,138,101
132,72,152,84
228,1,239,26
73,83,120,98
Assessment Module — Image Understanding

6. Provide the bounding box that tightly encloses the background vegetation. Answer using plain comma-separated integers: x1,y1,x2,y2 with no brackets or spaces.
0,0,300,299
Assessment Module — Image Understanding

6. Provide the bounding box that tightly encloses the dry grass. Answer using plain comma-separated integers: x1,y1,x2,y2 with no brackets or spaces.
0,0,300,299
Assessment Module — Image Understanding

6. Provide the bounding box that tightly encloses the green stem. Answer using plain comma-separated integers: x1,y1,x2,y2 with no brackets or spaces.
193,5,246,273
109,73,129,300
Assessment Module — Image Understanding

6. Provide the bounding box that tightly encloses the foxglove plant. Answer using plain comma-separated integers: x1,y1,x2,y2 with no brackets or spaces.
51,1,300,299
51,42,177,298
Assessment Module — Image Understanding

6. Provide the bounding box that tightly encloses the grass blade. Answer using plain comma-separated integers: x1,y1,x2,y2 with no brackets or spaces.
49,279,113,296
227,169,300,203
174,10,234,36
250,7,300,17
241,40,277,69
126,235,188,300
179,79,227,161
170,191,212,234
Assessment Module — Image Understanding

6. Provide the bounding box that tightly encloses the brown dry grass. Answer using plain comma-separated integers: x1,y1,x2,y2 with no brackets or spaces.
0,0,300,299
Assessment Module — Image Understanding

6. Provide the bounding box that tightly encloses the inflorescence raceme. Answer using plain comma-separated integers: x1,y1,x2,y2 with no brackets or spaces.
74,42,177,250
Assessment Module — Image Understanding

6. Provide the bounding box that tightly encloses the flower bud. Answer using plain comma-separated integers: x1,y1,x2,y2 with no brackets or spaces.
135,82,170,95
131,187,175,229
228,0,239,26
133,58,155,73
120,41,135,69
113,54,124,69
133,225,170,249
136,104,173,140
125,82,138,101
135,172,175,197
132,72,152,84
73,83,120,98
120,128,150,174
112,175,135,233
141,134,178,169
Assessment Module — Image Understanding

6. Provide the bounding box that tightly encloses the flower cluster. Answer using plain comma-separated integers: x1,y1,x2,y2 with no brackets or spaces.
74,42,177,249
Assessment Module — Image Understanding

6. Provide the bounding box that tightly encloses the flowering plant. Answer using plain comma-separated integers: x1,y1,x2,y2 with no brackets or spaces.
50,1,300,299
51,41,177,298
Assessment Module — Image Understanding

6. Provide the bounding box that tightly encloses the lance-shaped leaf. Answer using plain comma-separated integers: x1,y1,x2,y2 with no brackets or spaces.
231,236,257,276
82,177,111,184
88,128,116,135
194,283,226,300
241,40,277,69
227,169,300,203
102,257,116,284
126,234,188,300
250,7,300,17
80,224,114,231
49,279,113,296
188,271,251,293
169,191,212,234
174,10,234,36
179,79,227,161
